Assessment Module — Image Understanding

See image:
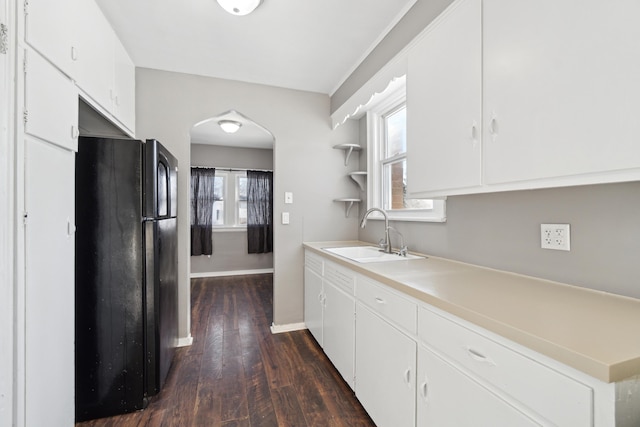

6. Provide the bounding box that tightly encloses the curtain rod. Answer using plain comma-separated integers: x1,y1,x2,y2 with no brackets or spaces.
191,166,273,173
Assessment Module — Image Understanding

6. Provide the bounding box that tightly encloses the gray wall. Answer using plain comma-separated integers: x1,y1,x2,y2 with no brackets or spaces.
136,68,359,339
190,144,274,275
359,181,640,299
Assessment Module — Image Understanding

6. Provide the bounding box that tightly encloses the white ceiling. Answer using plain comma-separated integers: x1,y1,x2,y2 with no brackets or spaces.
191,110,274,149
95,0,416,147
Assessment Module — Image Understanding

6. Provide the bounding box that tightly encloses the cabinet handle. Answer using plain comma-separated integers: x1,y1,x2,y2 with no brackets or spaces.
374,297,386,304
404,368,411,386
71,46,78,61
489,113,499,141
471,120,478,145
465,346,496,366
71,126,79,139
67,218,76,237
420,381,429,401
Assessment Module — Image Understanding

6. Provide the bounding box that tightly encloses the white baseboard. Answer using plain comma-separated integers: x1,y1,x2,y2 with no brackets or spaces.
190,268,274,279
176,335,193,347
270,322,307,334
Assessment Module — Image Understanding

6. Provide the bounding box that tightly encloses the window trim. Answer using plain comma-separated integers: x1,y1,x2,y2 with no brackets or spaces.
366,84,446,223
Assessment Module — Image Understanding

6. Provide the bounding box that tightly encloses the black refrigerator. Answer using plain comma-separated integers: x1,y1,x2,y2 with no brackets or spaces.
75,136,178,421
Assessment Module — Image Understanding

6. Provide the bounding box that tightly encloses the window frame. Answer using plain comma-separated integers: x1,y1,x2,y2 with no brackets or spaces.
366,84,446,223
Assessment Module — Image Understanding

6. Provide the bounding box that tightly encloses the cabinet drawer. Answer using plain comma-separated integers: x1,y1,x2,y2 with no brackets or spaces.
305,251,323,276
324,261,355,295
356,276,416,334
418,306,592,426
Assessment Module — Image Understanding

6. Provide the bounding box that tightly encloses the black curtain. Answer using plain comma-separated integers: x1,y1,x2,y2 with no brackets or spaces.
190,167,216,256
247,170,273,254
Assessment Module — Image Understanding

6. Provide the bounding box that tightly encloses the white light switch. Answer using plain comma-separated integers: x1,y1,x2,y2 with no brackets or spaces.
284,192,293,204
282,212,290,224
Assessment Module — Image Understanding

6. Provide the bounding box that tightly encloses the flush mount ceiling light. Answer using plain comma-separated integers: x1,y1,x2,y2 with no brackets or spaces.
218,120,242,133
216,0,262,16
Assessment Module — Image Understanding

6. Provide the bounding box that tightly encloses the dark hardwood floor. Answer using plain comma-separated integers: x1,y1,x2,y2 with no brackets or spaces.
76,274,375,427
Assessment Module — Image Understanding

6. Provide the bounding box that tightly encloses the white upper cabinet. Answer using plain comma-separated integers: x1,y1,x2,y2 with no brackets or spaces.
406,0,640,197
407,0,482,195
113,39,136,132
483,0,640,186
24,0,79,78
75,0,135,133
26,0,135,134
75,0,114,113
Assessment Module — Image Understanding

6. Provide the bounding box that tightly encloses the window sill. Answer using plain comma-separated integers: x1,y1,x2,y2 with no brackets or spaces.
213,226,247,233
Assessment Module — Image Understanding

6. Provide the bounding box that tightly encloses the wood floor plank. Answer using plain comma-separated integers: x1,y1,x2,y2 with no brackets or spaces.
76,274,374,427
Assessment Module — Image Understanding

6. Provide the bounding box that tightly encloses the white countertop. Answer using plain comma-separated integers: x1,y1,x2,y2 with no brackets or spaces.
304,241,640,383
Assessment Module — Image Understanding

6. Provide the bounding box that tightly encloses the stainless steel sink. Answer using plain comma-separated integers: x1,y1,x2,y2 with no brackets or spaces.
323,246,425,263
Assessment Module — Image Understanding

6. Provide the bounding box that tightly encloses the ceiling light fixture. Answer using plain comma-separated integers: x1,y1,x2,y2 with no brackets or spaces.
218,120,242,133
216,0,262,16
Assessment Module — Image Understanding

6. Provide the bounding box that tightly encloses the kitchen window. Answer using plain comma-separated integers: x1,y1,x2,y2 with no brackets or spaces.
212,170,248,228
366,83,446,222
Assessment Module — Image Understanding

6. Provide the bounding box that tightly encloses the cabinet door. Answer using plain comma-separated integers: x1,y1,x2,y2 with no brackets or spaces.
355,303,416,427
406,0,481,195
304,265,323,345
25,49,79,151
113,39,136,133
323,281,355,389
24,138,75,427
483,0,640,185
417,346,538,426
24,0,78,77
74,0,114,111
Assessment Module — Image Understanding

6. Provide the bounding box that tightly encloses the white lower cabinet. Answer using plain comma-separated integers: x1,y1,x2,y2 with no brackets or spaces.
417,345,538,426
303,250,634,426
323,279,355,389
303,253,323,345
355,303,416,427
304,253,356,388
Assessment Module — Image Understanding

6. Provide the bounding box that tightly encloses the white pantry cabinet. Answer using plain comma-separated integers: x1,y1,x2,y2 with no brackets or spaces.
483,0,640,186
407,0,482,195
24,48,78,151
417,346,538,426
24,137,75,427
24,0,78,79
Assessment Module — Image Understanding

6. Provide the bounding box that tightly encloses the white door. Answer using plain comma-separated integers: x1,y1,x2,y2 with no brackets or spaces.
355,303,416,427
24,137,75,427
417,346,539,426
322,281,355,389
483,0,640,185
407,0,482,195
304,265,323,345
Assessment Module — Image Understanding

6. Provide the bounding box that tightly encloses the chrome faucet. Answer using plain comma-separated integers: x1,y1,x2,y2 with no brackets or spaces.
360,207,392,254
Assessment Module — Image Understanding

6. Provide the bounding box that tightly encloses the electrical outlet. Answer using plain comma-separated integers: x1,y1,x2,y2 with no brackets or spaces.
541,224,570,251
